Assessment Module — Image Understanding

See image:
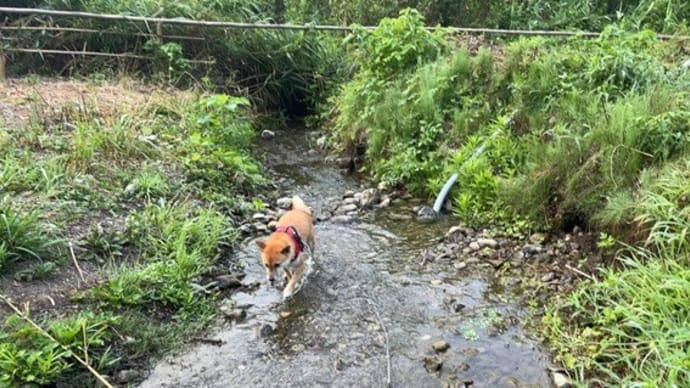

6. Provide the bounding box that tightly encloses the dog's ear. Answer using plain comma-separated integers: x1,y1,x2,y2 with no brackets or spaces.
255,239,266,251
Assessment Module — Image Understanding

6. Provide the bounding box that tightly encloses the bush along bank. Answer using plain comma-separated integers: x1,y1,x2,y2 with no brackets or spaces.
0,79,268,386
326,9,690,386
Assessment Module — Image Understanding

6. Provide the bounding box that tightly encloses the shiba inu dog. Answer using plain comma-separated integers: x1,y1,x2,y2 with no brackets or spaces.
255,196,314,299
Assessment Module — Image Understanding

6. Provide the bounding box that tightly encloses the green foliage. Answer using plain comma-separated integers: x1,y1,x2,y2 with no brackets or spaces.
0,312,118,386
181,94,264,192
93,199,234,315
543,254,690,386
0,205,63,272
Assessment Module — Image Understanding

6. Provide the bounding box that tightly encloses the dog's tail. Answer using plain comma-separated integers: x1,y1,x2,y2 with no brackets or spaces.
291,195,311,215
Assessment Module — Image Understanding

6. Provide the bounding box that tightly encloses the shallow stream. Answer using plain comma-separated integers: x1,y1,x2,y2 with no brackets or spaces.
139,128,553,388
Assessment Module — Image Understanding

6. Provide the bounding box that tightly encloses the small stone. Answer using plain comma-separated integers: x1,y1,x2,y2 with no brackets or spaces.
359,188,381,208
445,226,466,243
338,203,358,213
682,58,690,71
432,340,450,353
343,197,359,205
316,135,328,149
280,311,292,319
223,308,247,322
423,356,443,372
239,224,253,234
254,223,268,233
431,279,443,286
331,215,354,224
551,371,573,388
541,272,557,282
343,190,355,198
377,195,392,208
259,324,273,337
529,232,547,243
416,206,437,220
476,238,498,249
260,129,275,139
468,242,481,251
252,212,269,221
522,244,543,254
276,197,292,209
453,261,467,270
116,369,142,384
214,275,242,290
267,220,278,230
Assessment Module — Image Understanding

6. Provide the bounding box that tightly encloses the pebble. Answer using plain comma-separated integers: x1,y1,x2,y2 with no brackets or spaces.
276,197,292,209
432,340,450,353
476,238,498,249
260,129,275,139
116,369,142,384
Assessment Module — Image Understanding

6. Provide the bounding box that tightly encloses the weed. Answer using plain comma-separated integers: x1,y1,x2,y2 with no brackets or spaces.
0,205,63,272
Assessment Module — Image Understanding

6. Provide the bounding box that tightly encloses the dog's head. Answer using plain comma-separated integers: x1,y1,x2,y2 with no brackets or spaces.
256,235,294,285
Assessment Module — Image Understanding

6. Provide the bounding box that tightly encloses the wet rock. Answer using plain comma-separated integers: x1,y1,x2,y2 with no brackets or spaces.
337,203,358,214
260,129,275,139
214,275,243,290
343,190,355,198
116,369,142,384
432,340,450,353
276,197,292,209
468,241,481,251
551,371,573,388
431,279,443,286
445,226,467,243
259,324,274,337
377,195,392,208
453,261,467,270
252,212,270,221
522,244,543,255
541,272,557,282
331,215,354,224
316,135,328,149
529,232,547,244
416,206,437,220
223,308,247,322
476,238,498,249
254,223,268,233
280,311,292,319
239,224,253,234
343,197,359,205
423,356,443,373
359,188,381,208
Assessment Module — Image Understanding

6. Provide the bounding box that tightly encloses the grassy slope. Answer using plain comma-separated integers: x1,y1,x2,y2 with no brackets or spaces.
0,78,264,386
327,12,690,386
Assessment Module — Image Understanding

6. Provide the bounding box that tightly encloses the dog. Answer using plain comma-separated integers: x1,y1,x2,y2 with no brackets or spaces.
255,196,314,299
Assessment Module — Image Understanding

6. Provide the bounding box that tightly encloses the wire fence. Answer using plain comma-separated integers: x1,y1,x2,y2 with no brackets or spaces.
1,6,689,80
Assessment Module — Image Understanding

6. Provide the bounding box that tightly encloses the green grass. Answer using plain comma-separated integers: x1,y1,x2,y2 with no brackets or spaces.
0,80,263,386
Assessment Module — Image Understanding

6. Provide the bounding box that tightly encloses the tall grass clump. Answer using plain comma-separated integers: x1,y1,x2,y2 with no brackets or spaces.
543,158,690,385
0,204,63,272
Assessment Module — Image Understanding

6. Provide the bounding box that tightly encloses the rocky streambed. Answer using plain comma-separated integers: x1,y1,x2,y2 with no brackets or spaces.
138,127,592,388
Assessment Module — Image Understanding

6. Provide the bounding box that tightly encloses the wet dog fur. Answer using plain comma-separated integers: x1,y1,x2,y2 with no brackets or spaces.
255,196,314,298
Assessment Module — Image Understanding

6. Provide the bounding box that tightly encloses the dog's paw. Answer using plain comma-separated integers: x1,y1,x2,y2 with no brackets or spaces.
282,285,295,299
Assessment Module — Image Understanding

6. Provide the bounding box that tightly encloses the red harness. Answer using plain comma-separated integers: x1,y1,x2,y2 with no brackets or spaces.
275,225,304,261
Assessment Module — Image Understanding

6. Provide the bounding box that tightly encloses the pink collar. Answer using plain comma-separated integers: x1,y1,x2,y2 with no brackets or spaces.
275,225,304,260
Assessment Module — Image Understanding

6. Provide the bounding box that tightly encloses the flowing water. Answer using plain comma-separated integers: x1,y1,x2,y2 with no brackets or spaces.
139,128,553,388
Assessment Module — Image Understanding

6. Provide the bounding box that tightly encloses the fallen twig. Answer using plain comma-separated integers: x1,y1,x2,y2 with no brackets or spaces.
69,241,86,285
565,263,597,282
0,294,115,388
